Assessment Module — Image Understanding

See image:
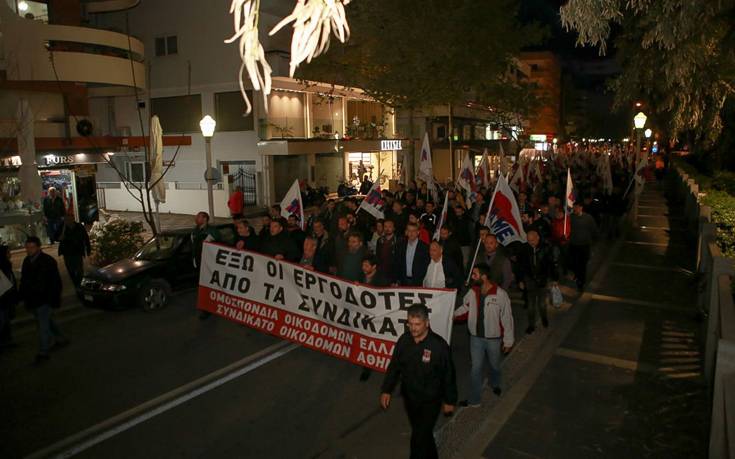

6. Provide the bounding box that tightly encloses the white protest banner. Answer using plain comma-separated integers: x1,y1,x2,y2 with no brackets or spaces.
197,243,457,372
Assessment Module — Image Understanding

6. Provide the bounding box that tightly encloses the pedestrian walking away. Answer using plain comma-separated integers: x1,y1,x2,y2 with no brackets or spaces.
518,229,559,334
455,264,514,406
58,214,92,290
380,304,457,459
19,236,68,364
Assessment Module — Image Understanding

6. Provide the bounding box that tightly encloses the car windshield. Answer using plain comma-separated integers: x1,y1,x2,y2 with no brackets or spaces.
134,235,181,261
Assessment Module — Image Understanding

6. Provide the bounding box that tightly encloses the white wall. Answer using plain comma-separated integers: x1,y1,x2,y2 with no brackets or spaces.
102,185,231,219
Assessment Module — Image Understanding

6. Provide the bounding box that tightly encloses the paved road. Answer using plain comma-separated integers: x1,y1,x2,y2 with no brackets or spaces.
1,280,556,459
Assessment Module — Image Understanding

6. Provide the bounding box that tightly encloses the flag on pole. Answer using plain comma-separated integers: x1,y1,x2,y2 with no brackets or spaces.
418,132,433,185
565,168,575,239
476,149,490,189
433,191,449,241
357,181,385,219
509,163,524,194
456,152,478,207
633,155,648,195
498,143,507,176
484,175,527,246
280,179,304,230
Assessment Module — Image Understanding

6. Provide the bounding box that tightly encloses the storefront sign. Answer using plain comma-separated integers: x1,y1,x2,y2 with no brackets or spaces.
380,140,402,151
197,243,456,372
43,154,77,166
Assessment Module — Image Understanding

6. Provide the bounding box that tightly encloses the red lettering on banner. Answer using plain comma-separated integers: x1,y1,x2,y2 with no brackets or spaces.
197,286,397,372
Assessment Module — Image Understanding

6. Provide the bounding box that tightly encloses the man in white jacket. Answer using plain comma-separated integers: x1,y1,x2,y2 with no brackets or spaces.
454,263,514,407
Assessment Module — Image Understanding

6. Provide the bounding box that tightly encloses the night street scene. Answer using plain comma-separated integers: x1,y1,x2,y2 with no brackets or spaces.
1,0,734,458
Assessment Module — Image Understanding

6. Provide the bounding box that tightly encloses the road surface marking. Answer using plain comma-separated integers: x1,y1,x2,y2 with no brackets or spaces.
26,341,298,459
610,262,693,274
589,293,692,312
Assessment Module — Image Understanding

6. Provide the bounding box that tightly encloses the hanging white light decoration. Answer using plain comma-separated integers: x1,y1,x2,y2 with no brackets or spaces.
226,0,352,114
269,0,352,78
225,0,272,114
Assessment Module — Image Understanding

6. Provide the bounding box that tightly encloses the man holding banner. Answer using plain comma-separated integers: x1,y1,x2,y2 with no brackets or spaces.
381,304,457,459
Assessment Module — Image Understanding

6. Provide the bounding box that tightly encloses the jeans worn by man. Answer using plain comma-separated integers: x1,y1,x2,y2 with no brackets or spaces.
469,336,503,404
32,304,67,358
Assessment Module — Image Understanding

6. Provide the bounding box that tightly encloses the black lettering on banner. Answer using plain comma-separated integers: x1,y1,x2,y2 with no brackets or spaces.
228,251,242,269
345,287,358,306
298,294,310,312
337,309,350,326
210,270,221,287
222,273,237,290
330,281,342,299
361,315,377,333
267,261,277,277
317,277,328,294
397,318,409,333
304,272,317,290
293,269,304,288
377,291,395,310
417,292,433,305
360,291,376,309
242,255,254,272
398,292,415,310
264,282,275,299
278,263,284,280
273,286,285,305
322,300,337,322
352,311,362,328
215,249,228,266
312,298,322,315
379,317,398,336
237,277,250,293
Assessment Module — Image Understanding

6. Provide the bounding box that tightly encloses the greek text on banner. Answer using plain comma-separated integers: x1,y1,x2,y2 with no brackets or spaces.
197,242,456,372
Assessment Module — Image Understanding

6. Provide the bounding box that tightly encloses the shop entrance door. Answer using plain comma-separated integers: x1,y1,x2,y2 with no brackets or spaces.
75,166,99,224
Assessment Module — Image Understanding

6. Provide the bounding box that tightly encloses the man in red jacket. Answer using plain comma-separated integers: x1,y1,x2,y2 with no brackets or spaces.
227,186,245,219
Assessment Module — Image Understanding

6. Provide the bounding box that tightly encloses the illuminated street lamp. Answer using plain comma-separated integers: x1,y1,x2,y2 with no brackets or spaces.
200,115,217,219
644,128,652,139
633,112,647,159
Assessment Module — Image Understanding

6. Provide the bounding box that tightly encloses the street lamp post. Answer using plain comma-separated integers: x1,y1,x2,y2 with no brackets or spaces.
633,111,647,161
200,115,216,220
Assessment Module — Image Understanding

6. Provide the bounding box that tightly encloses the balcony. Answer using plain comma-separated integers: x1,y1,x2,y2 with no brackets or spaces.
0,4,145,90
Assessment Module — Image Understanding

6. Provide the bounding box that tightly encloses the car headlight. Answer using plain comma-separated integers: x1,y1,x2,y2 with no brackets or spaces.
101,283,127,292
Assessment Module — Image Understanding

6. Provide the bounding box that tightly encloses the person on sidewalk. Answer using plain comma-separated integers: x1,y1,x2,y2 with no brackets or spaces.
454,263,514,406
569,202,598,291
227,186,245,219
19,237,67,364
0,245,19,350
42,187,66,243
58,214,91,290
518,229,559,334
380,304,457,459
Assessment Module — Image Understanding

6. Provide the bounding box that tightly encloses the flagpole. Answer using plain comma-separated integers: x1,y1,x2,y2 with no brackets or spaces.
465,177,501,285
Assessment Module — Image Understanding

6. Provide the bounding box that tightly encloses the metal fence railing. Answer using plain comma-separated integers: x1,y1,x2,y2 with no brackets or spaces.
671,166,735,459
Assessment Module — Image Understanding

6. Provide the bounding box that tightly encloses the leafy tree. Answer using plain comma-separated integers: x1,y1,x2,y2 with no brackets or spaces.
298,0,544,176
560,0,735,167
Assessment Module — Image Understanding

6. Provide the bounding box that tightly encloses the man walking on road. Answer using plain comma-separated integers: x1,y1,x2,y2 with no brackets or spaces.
518,229,558,334
569,202,598,291
20,236,67,364
455,264,514,406
58,214,91,290
381,304,457,459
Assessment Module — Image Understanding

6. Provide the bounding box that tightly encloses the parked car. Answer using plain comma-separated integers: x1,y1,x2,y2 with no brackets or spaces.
80,224,236,311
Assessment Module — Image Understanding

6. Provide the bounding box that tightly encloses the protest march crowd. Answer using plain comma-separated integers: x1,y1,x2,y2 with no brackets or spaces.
201,137,654,458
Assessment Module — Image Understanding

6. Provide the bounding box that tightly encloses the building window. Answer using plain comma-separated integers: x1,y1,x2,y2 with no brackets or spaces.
127,162,146,183
215,91,255,132
151,94,202,133
155,35,178,56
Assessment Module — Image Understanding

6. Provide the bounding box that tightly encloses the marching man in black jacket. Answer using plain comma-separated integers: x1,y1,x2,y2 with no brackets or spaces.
20,236,67,364
517,229,559,334
380,304,457,459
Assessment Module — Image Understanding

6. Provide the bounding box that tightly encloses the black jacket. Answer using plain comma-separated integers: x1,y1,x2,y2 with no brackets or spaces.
440,257,463,290
397,239,430,286
260,230,299,262
376,234,402,284
517,242,558,290
381,330,458,405
58,222,91,258
440,236,465,277
363,270,390,287
20,252,62,309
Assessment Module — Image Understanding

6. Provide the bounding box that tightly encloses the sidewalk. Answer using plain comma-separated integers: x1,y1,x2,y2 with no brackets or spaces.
447,178,709,458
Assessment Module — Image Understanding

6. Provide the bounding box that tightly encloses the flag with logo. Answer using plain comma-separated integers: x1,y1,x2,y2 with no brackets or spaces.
433,191,449,241
484,175,527,246
280,179,304,230
456,152,478,207
357,181,385,219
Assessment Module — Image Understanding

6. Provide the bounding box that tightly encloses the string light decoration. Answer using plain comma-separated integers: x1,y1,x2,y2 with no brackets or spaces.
226,0,352,114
